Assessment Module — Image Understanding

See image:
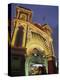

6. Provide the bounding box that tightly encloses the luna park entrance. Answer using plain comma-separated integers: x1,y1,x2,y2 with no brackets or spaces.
25,48,48,76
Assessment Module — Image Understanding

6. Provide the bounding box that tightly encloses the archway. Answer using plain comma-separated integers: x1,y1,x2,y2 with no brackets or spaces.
25,48,48,76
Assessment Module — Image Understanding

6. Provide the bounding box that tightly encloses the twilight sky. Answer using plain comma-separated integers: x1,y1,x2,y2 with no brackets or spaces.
11,3,58,59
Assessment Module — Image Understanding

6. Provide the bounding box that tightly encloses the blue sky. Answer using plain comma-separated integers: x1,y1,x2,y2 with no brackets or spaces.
11,3,58,59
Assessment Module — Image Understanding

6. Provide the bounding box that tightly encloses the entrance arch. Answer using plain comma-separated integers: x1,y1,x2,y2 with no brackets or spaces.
25,48,48,76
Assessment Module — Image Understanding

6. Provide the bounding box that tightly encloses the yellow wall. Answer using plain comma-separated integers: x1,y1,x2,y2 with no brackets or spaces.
11,19,54,60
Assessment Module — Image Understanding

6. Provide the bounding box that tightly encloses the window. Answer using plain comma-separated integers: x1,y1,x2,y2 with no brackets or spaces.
15,26,24,47
20,13,27,21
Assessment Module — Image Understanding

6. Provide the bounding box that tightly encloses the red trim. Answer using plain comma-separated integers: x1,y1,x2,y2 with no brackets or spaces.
48,60,56,74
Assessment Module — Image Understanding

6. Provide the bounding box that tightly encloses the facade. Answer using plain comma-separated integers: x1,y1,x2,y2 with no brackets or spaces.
8,6,57,76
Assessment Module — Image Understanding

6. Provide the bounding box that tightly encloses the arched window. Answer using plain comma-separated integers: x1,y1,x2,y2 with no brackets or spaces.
20,13,27,21
15,26,24,47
